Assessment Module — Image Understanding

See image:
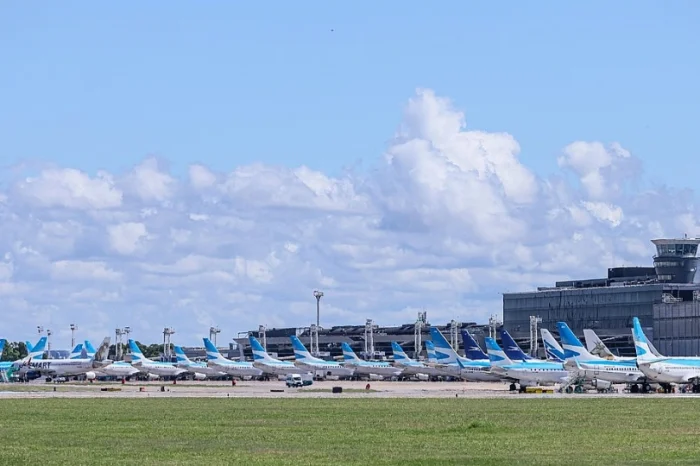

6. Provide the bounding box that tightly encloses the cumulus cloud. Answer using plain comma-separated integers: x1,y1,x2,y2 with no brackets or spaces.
1,88,697,345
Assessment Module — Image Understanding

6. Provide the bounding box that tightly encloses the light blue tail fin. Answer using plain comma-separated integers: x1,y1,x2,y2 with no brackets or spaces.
540,329,565,362
84,341,97,358
484,337,513,367
25,341,33,353
248,335,274,362
631,317,658,362
174,346,190,363
69,343,84,359
428,327,458,364
556,322,597,360
202,337,227,361
29,337,47,360
290,335,315,361
341,342,362,362
499,329,532,360
461,330,488,360
391,341,413,362
128,339,148,362
0,339,6,358
425,341,437,363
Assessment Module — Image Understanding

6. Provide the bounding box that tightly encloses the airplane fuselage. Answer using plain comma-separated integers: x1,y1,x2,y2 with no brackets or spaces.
638,359,700,384
294,361,354,377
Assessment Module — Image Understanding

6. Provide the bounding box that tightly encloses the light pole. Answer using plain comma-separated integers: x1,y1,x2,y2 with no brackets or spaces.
313,290,323,329
70,323,77,348
46,329,53,353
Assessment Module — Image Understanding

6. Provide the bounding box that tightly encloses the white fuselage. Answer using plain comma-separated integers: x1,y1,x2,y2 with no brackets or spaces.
178,363,225,378
253,361,303,376
208,361,264,378
501,366,569,386
134,361,187,377
395,362,443,377
564,360,645,384
24,359,95,377
638,360,700,384
345,362,402,378
294,361,354,377
97,363,141,378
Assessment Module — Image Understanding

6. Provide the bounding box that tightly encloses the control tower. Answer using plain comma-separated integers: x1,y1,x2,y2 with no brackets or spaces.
651,237,700,284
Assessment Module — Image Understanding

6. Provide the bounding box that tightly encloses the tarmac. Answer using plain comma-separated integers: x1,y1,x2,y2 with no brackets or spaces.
2,380,700,399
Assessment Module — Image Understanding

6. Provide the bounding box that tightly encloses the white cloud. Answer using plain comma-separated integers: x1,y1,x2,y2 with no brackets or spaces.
0,88,693,345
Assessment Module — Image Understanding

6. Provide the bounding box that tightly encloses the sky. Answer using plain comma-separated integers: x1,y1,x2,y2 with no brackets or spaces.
1,2,699,347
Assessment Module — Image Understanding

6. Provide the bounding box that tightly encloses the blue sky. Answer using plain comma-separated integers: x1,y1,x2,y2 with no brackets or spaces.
1,3,700,346
2,2,698,185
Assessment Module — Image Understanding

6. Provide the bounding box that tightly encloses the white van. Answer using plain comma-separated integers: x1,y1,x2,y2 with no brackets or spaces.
286,374,303,388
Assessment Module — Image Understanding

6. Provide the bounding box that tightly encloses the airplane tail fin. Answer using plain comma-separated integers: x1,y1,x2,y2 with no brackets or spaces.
556,322,598,360
248,335,274,362
174,346,190,363
484,337,513,366
84,340,97,358
128,339,149,362
91,337,110,362
540,329,565,362
461,330,488,360
429,327,459,363
25,340,33,353
202,338,227,361
631,317,659,362
290,335,316,361
0,339,6,358
499,328,533,361
341,342,362,362
425,341,438,363
69,343,84,359
391,341,413,362
28,337,47,360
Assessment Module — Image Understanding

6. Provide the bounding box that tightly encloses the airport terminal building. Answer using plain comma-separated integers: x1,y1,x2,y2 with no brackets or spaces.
503,237,700,357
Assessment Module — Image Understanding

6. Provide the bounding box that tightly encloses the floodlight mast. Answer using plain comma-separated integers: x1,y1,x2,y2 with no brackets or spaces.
70,323,77,348
312,290,324,356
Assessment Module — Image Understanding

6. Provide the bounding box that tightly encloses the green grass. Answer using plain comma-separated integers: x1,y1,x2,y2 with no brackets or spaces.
1,398,699,465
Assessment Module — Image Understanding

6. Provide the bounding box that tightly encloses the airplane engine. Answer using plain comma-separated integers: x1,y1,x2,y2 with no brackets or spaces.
589,378,613,391
193,373,206,381
146,373,160,380
416,373,429,381
368,374,385,381
85,371,97,381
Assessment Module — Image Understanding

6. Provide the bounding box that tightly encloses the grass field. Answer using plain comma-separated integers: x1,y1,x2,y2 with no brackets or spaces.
1,398,699,465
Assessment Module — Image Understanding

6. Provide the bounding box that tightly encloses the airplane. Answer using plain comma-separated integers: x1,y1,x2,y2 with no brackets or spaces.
128,339,188,378
289,335,354,378
484,337,569,390
390,341,442,379
202,337,263,379
12,337,111,381
249,335,303,376
631,317,700,392
540,329,565,362
340,342,402,379
556,322,647,391
499,329,534,361
428,327,499,381
461,330,489,360
68,343,86,359
1,337,49,378
80,340,140,380
174,345,225,380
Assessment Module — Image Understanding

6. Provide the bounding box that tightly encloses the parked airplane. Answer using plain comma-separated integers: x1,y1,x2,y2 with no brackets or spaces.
1,337,48,377
460,330,488,360
289,336,354,378
632,317,700,392
556,322,647,391
249,335,302,376
340,342,402,379
201,337,263,379
13,337,111,381
174,345,224,380
390,341,441,378
128,339,188,378
429,327,499,381
78,340,139,379
484,337,569,390
499,329,533,361
540,329,565,362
